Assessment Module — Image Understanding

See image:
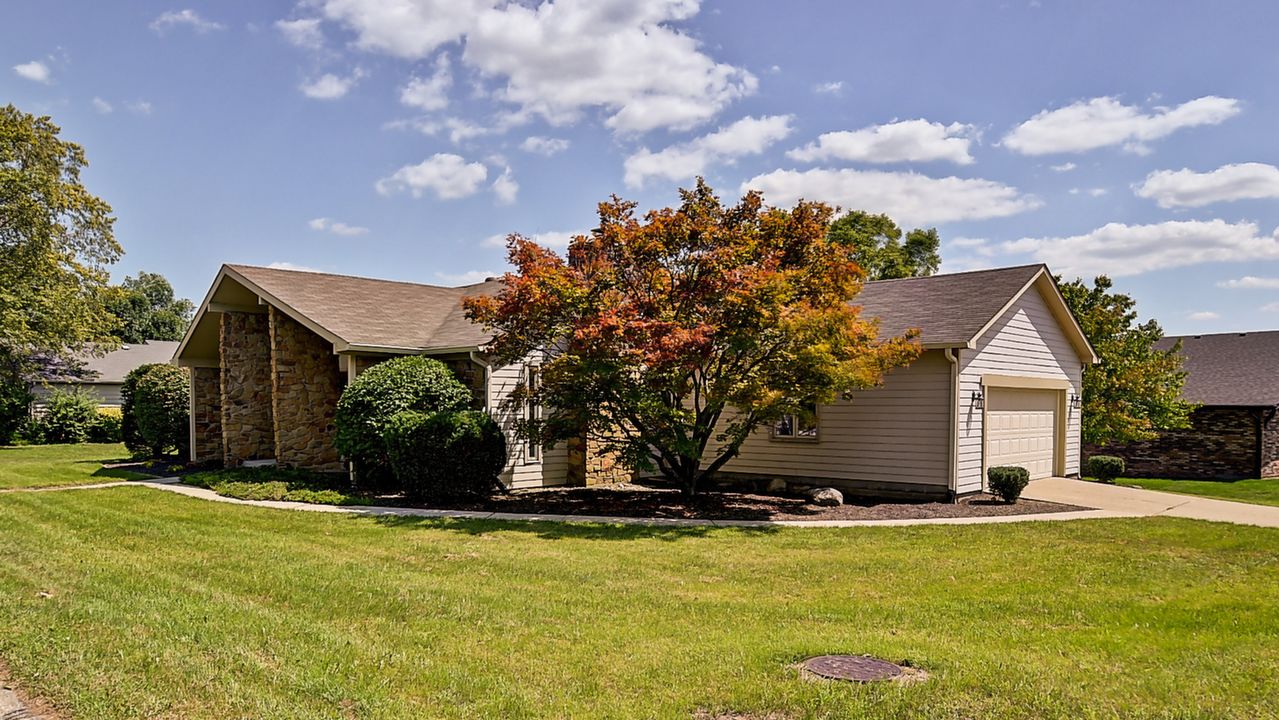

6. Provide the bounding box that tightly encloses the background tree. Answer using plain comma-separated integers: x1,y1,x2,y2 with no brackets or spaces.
466,180,921,496
1058,275,1194,446
826,210,941,279
106,271,195,342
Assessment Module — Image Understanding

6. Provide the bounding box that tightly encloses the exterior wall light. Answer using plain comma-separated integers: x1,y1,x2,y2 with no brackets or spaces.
1070,393,1082,410
971,390,984,410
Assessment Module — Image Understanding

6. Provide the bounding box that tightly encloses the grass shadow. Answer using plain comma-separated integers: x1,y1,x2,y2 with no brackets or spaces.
354,513,782,541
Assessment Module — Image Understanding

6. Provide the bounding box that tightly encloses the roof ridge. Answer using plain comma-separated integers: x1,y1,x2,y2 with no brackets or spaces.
864,263,1045,286
227,263,467,293
1165,329,1279,339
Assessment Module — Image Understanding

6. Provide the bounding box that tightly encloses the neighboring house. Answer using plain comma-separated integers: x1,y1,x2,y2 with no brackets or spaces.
32,341,180,411
174,263,1096,498
1090,331,1279,480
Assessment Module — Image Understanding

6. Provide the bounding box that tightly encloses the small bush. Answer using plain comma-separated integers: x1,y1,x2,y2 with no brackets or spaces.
184,466,370,506
36,387,102,443
132,364,190,457
0,372,32,445
1087,455,1125,484
88,407,123,443
385,409,506,501
335,357,472,488
987,465,1030,503
121,364,164,456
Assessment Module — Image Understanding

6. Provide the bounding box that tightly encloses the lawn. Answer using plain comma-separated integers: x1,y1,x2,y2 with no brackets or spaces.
1117,476,1279,507
0,443,151,490
0,486,1276,719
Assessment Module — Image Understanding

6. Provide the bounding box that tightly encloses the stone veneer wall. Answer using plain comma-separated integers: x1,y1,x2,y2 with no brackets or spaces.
220,311,275,465
1087,406,1261,480
190,366,222,463
1262,407,1279,478
270,307,345,472
567,433,632,485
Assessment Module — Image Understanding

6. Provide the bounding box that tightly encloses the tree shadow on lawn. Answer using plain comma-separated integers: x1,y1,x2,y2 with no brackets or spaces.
356,514,782,542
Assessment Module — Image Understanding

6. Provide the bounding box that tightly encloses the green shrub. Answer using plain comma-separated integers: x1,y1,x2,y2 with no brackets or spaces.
132,364,189,457
1086,455,1125,484
87,407,123,443
385,409,506,501
987,465,1031,503
121,364,164,455
184,466,370,506
36,387,102,443
0,371,32,445
335,357,472,488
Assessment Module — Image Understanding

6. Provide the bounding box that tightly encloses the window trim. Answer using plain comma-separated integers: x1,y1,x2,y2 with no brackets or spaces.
770,402,821,443
523,364,542,464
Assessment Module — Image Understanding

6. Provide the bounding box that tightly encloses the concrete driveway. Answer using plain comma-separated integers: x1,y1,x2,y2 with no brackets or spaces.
1025,477,1279,528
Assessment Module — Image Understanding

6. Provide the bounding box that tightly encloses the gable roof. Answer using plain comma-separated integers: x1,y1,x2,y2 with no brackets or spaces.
176,262,1097,364
47,341,180,384
1155,330,1279,407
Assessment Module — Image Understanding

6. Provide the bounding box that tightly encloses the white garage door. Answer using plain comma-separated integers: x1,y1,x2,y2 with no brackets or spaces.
986,388,1059,479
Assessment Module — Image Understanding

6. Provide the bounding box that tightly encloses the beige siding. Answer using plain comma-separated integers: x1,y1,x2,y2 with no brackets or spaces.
715,350,954,488
957,286,1084,493
488,360,568,489
31,382,124,408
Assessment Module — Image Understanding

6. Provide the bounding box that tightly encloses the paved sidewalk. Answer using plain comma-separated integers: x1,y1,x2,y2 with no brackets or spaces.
1024,477,1279,528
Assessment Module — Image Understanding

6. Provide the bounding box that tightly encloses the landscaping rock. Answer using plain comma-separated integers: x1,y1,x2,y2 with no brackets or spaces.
809,487,843,506
765,478,788,494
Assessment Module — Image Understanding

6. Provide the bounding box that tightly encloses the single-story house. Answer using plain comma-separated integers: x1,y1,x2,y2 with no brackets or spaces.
1089,331,1279,479
173,263,1096,498
32,340,180,411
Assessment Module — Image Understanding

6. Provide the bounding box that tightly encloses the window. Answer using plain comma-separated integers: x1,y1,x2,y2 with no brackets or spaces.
772,402,819,441
525,365,541,461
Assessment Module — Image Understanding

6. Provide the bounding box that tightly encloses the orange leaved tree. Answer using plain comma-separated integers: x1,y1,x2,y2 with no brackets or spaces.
464,180,921,496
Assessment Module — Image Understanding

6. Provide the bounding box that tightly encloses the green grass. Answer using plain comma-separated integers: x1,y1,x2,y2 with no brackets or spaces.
0,443,151,489
1115,476,1279,507
0,487,1277,719
184,466,374,506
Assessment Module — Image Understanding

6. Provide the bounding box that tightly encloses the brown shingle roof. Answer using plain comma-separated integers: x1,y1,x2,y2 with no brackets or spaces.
47,341,180,384
1155,331,1279,407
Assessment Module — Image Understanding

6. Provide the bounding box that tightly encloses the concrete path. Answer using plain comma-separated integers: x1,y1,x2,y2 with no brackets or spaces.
1024,477,1279,528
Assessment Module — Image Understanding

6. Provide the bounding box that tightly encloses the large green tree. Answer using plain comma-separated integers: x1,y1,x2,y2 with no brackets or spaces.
1058,275,1194,446
106,271,195,342
466,180,921,496
826,210,941,280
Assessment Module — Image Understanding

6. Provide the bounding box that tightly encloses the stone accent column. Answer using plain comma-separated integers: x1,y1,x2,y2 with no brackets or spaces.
270,307,345,472
1262,408,1279,478
220,311,275,465
567,432,632,485
190,366,222,463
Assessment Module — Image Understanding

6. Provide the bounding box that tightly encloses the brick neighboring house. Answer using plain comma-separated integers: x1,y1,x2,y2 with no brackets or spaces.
1089,331,1279,479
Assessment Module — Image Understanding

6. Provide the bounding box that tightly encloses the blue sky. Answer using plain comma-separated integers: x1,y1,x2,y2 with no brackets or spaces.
4,0,1279,335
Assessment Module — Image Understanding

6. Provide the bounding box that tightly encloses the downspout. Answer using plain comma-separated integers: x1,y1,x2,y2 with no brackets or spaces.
944,348,960,502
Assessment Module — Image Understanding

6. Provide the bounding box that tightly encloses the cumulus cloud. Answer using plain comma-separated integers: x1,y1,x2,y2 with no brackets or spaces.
1068,187,1108,197
375,153,489,199
491,166,519,204
435,269,498,285
520,136,570,156
1217,276,1279,289
1050,162,1076,172
299,70,363,99
399,55,452,111
814,81,843,95
1003,220,1279,277
13,60,51,84
483,230,580,249
308,217,369,236
1186,311,1220,321
92,97,113,114
787,119,975,165
150,9,225,34
312,0,756,133
276,18,324,49
1003,95,1241,155
1135,162,1279,208
742,168,1041,226
624,114,794,188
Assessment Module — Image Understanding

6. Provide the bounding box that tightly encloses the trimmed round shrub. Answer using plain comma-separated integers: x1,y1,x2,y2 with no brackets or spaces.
37,387,101,443
88,407,123,443
987,465,1030,503
1086,455,1125,484
132,364,190,457
385,409,506,501
120,363,164,456
335,357,472,488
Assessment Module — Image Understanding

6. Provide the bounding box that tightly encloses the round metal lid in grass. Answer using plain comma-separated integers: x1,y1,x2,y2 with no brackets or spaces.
801,654,903,682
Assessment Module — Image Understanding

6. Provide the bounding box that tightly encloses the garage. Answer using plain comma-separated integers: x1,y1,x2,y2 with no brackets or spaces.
986,388,1061,479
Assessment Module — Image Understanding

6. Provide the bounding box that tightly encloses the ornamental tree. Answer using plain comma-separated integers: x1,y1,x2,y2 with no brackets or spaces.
465,180,921,496
1058,275,1194,446
826,210,941,280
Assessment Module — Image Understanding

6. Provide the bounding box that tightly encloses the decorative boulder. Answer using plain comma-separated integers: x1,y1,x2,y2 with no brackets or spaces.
766,478,788,494
809,487,844,506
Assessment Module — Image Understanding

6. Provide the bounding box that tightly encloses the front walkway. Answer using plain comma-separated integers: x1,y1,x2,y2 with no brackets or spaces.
1024,477,1279,528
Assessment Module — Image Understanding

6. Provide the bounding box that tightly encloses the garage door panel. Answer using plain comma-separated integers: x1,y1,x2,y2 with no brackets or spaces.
986,388,1058,480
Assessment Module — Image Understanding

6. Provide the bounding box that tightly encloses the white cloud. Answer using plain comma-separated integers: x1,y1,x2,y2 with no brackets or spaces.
150,9,225,34
787,119,975,165
483,230,580,249
1135,162,1279,208
276,18,324,49
520,136,570,156
1218,276,1279,290
375,153,489,199
1068,187,1107,197
491,166,518,204
1187,311,1220,321
300,70,363,100
399,55,452,111
128,101,153,115
742,168,1041,226
442,116,490,144
13,60,51,84
435,269,497,285
1050,162,1076,172
92,97,113,114
624,114,794,188
814,81,843,95
1003,220,1279,278
268,261,324,272
308,217,370,236
1263,302,1279,313
313,0,756,134
1003,95,1241,155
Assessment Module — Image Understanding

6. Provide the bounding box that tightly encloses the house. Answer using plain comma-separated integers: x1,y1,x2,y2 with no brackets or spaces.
173,263,1096,498
32,340,180,411
1090,331,1279,480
